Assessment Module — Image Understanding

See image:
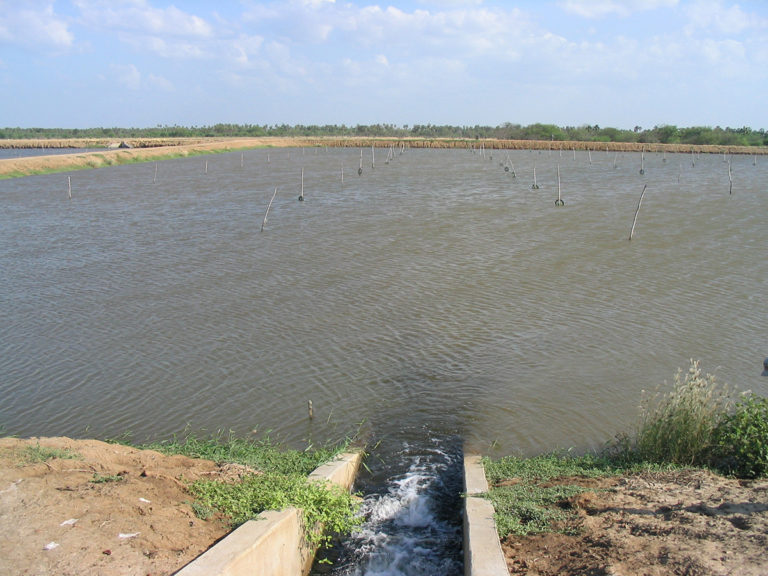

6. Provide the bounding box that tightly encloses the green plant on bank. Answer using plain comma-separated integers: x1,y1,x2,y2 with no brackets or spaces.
133,430,361,549
189,473,361,548
482,452,624,537
19,443,80,464
90,473,125,483
712,396,768,479
634,360,732,467
140,429,343,476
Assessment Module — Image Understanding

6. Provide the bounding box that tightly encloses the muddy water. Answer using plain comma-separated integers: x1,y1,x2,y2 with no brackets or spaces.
1,147,766,454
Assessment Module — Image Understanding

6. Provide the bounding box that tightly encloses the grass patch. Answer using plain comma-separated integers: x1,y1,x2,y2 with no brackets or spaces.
90,472,125,484
19,443,80,464
189,473,361,548
129,430,361,550
140,429,344,476
482,452,622,537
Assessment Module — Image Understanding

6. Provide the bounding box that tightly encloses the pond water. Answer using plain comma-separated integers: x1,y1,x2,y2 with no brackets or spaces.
1,146,766,455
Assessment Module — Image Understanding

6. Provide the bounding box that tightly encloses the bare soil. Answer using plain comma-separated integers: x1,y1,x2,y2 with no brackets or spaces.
0,437,236,576
500,469,768,576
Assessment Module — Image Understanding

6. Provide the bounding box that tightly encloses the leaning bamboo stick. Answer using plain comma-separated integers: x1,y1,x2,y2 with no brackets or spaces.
629,184,648,241
261,187,278,232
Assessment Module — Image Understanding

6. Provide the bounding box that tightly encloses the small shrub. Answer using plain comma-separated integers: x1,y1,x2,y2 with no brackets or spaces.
90,473,125,483
190,501,215,520
635,360,731,466
711,396,768,478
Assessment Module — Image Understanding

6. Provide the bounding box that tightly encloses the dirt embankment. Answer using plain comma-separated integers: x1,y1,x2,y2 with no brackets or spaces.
501,469,768,576
2,137,765,179
0,437,235,576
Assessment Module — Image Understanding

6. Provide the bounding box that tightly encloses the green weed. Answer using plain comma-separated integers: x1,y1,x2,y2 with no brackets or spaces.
20,444,80,464
634,360,731,466
712,395,768,478
90,473,125,483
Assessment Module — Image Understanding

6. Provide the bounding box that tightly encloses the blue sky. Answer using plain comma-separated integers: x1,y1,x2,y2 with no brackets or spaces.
1,0,766,130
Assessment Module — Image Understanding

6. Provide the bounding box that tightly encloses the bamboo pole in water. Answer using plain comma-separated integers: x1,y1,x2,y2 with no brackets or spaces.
261,187,278,232
555,164,564,206
728,160,733,195
532,165,539,189
629,184,648,241
67,176,72,200
153,162,158,183
299,168,304,201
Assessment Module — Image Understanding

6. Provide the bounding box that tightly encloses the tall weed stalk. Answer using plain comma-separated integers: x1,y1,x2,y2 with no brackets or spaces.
635,360,731,466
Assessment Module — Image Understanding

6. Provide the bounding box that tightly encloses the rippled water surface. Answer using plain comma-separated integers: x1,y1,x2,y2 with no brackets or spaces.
2,147,766,454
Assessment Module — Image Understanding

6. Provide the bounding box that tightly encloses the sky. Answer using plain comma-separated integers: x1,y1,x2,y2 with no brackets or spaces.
0,0,766,130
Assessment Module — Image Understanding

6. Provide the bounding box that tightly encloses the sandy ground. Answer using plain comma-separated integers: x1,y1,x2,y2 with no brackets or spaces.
0,437,236,576
499,469,768,576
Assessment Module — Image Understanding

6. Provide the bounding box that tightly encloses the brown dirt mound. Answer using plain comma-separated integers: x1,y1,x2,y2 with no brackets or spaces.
501,469,768,576
0,437,235,576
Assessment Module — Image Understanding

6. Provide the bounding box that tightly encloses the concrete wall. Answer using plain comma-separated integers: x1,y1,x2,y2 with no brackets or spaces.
463,453,509,576
175,451,362,576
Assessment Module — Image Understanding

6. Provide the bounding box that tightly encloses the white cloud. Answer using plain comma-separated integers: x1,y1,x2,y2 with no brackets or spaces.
74,0,211,37
111,63,141,90
683,0,764,35
147,73,173,91
559,0,678,19
0,1,73,49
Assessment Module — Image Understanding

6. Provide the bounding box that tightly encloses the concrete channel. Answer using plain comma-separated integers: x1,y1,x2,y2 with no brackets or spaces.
175,451,508,576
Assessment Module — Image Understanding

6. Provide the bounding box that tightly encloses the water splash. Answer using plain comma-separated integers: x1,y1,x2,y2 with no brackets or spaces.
315,435,463,576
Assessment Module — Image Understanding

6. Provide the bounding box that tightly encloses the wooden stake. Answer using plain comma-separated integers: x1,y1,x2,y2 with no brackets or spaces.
532,165,539,189
554,164,564,206
153,162,158,184
299,168,304,201
261,187,278,232
67,176,72,200
629,184,648,241
728,161,733,195
308,400,314,419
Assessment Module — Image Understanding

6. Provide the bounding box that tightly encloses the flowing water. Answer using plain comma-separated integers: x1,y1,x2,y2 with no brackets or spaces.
2,146,766,573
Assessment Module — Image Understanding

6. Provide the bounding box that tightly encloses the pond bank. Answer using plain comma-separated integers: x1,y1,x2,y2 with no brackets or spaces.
2,136,766,178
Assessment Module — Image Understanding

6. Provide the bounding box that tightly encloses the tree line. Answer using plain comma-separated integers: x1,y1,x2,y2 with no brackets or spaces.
1,122,765,147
